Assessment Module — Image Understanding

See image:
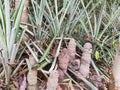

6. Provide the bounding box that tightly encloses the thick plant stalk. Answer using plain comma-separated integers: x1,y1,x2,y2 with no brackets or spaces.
58,48,71,81
67,38,76,62
3,0,12,85
112,38,120,90
58,48,71,71
79,42,92,78
19,75,27,90
58,38,76,81
70,42,92,78
27,54,37,90
46,70,59,90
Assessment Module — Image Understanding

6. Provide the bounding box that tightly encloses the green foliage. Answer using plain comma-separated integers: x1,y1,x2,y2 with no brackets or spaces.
0,0,120,87
0,0,25,84
27,0,120,79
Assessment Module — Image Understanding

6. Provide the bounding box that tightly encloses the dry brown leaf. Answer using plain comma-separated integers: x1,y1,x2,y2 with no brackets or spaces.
46,70,59,90
27,54,37,90
67,38,76,62
79,42,92,78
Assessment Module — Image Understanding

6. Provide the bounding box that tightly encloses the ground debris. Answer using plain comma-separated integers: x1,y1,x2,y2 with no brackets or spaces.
89,75,107,89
